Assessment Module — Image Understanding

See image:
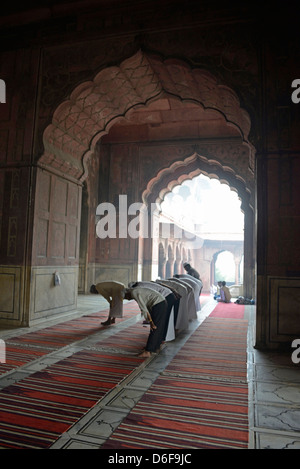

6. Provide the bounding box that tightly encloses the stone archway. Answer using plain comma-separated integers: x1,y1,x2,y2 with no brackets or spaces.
142,152,252,209
140,152,254,298
30,50,255,325
39,50,255,182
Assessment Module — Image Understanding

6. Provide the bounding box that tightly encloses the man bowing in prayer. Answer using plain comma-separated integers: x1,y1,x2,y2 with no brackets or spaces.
124,286,168,358
90,281,125,326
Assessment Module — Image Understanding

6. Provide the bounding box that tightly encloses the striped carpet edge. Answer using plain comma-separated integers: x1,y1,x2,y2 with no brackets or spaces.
102,317,249,449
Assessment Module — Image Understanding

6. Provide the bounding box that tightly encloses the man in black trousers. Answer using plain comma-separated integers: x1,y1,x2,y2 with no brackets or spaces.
124,286,168,358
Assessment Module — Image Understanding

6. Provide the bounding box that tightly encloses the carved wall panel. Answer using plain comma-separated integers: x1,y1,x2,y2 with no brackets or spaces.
94,264,137,287
266,155,300,275
0,266,23,324
32,167,81,266
0,168,30,266
269,277,300,343
29,266,78,321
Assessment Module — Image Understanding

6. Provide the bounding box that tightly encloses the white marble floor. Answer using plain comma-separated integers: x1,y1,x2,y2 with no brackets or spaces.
248,325,300,449
0,295,300,449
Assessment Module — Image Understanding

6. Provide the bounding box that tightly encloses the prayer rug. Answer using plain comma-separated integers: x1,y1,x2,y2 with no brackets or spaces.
0,324,148,449
209,301,245,319
93,322,151,354
102,317,249,449
163,317,248,381
0,302,140,377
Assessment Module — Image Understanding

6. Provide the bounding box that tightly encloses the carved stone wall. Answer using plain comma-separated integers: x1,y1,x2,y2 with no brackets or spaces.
0,2,299,345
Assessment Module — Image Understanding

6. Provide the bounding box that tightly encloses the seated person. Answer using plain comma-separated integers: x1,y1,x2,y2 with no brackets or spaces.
217,281,232,303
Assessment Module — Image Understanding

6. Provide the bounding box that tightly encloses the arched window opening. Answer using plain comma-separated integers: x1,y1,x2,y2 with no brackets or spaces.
158,173,244,293
214,251,235,285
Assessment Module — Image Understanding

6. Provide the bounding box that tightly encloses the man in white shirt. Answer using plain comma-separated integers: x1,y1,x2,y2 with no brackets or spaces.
128,281,177,341
124,286,168,358
156,279,188,331
174,274,203,312
171,277,197,320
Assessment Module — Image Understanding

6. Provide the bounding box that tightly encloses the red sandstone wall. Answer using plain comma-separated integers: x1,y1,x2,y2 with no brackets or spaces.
0,2,299,342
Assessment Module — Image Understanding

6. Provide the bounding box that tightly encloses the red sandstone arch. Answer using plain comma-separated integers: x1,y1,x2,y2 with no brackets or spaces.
140,150,254,296
142,153,252,213
39,50,254,181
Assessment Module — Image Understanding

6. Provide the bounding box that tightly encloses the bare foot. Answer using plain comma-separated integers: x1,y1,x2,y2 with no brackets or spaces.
138,350,151,358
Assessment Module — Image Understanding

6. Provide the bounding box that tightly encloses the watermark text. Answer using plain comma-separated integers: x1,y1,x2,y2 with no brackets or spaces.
291,339,300,364
95,195,203,248
291,79,300,104
0,339,6,363
0,79,6,103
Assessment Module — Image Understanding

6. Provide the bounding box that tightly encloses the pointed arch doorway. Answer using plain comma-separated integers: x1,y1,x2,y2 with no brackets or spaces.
30,50,255,328
141,152,254,300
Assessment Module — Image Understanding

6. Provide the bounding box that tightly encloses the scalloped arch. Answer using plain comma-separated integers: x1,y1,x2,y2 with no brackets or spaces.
39,50,254,181
142,153,252,213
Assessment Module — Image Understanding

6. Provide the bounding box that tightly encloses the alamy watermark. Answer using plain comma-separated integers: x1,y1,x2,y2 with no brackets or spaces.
0,79,6,103
291,339,300,364
1,79,299,105
95,195,203,248
0,339,6,364
291,79,300,104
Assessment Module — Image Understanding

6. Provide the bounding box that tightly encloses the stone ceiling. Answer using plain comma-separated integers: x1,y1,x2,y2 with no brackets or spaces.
101,97,241,144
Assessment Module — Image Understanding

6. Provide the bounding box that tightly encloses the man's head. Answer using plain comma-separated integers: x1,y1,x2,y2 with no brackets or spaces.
128,281,138,288
90,284,98,294
124,288,133,300
183,262,191,271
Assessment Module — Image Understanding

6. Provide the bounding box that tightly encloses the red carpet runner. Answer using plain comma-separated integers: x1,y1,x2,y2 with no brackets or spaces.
0,303,140,377
209,301,245,318
0,321,150,449
102,316,249,449
0,297,249,449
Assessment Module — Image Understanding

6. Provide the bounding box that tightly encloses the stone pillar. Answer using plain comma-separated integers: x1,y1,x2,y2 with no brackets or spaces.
234,254,243,285
243,204,255,300
0,167,32,327
256,151,300,349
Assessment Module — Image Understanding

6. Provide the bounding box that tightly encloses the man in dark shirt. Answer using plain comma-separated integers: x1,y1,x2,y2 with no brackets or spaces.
183,262,200,280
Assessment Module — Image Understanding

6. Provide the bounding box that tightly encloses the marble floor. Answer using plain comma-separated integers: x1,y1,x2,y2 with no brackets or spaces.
0,295,300,449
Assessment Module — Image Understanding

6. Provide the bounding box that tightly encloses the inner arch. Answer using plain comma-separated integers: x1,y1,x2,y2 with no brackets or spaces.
160,173,244,238
142,153,252,213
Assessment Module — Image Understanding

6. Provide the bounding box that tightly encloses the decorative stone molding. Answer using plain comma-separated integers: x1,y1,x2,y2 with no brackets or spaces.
142,153,252,212
40,51,254,181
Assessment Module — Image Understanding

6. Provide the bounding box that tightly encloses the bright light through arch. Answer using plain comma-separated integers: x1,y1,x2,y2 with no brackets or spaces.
158,173,244,288
159,173,244,240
